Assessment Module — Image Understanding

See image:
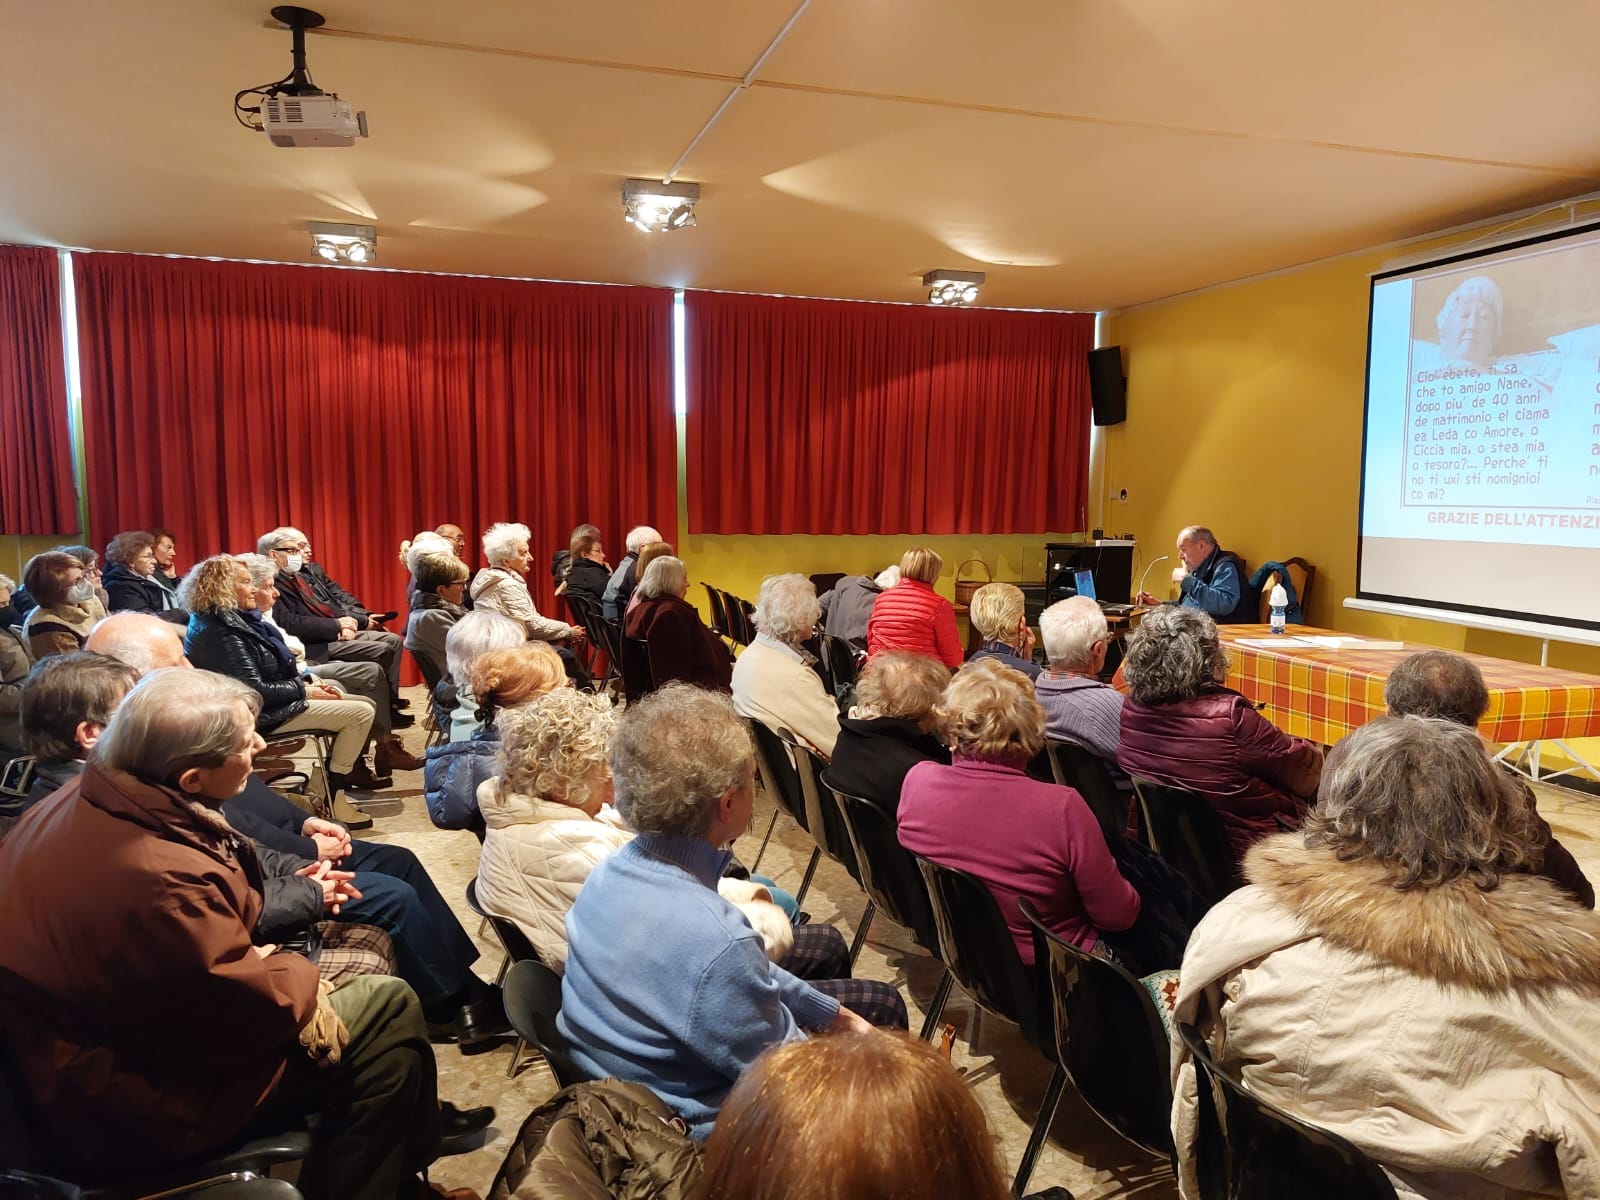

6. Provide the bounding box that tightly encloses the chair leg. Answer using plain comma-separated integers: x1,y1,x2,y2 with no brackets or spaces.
505,1035,526,1078
919,967,954,1041
847,900,876,966
494,948,512,987
793,847,821,907
748,808,780,875
1012,1063,1068,1198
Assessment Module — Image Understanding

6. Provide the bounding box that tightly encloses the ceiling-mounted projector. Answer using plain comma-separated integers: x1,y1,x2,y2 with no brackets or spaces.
234,6,368,148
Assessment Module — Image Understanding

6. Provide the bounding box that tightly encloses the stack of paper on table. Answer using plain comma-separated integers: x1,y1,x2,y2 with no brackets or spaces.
1234,635,1406,651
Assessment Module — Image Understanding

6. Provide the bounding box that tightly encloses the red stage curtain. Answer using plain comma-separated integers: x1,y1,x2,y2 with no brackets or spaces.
74,253,675,677
0,245,76,534
685,291,1094,535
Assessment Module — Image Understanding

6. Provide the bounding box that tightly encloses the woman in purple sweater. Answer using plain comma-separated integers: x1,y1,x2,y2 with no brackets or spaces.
898,658,1140,968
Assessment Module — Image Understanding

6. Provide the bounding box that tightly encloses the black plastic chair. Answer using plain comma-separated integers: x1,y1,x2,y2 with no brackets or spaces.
911,855,1051,1196
1177,1022,1398,1200
747,720,819,893
502,959,591,1089
1045,738,1133,844
409,642,454,749
827,781,953,1036
1131,778,1242,909
1020,899,1174,1163
485,917,543,1076
821,634,859,694
621,635,655,702
788,748,873,962
701,583,730,641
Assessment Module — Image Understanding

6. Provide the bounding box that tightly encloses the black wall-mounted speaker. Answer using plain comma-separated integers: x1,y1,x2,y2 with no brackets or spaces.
1088,345,1126,426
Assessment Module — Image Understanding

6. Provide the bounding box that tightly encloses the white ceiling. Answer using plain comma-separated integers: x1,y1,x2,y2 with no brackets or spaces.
2,0,1597,310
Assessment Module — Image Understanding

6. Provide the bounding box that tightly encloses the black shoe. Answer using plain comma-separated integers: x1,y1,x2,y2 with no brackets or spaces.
425,1019,460,1044
394,697,413,711
441,1100,494,1137
390,708,416,729
455,996,513,1050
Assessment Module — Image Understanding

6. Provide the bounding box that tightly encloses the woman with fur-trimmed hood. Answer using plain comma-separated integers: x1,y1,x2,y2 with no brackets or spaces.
1172,714,1600,1200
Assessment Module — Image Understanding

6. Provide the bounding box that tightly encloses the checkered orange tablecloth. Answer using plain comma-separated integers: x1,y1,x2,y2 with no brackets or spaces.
1218,625,1600,746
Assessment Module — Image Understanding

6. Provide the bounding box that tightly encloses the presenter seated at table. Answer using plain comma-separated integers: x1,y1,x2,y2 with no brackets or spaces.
1118,607,1321,862
1137,525,1255,624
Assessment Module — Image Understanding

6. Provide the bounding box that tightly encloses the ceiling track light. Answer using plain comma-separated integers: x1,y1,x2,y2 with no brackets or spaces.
922,269,986,306
622,178,701,233
308,220,376,264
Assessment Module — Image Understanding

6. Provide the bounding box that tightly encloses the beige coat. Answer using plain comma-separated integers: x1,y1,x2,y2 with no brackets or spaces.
1172,833,1600,1200
730,635,839,757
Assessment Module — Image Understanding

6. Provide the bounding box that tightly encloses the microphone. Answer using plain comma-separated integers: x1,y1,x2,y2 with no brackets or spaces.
1135,555,1171,603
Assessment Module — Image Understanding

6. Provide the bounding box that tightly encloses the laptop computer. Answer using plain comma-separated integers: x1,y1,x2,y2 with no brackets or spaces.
1076,567,1134,615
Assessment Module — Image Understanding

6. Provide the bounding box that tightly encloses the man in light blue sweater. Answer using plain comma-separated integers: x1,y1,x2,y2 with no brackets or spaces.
558,684,884,1139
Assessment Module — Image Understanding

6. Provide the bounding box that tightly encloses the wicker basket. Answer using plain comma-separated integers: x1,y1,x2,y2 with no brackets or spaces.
953,558,992,606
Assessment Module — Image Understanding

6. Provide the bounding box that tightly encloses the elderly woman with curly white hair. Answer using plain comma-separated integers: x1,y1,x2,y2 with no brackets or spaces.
470,522,583,647
1172,714,1600,1200
730,573,839,756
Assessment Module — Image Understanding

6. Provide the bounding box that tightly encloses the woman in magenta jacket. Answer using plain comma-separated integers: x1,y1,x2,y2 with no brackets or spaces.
1117,606,1322,862
866,547,962,669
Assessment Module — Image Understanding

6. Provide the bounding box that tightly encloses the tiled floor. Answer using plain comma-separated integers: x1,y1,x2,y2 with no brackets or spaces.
362,692,1600,1198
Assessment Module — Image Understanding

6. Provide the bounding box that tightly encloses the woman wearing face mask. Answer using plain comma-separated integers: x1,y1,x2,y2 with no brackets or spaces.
21,552,108,659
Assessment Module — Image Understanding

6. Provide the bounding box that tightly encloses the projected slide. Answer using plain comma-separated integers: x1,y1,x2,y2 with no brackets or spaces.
1360,222,1600,629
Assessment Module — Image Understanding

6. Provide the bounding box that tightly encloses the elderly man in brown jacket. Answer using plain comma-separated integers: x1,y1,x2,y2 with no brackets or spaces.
0,668,475,1198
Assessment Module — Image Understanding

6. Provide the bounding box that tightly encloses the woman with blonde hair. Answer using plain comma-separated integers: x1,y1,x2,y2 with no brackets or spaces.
967,581,1038,679
828,651,951,819
181,555,380,799
898,657,1140,968
697,1032,1011,1200
865,546,961,668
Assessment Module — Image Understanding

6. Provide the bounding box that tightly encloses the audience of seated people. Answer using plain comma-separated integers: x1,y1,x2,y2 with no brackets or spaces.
1034,595,1125,761
21,549,107,657
0,667,492,1199
866,546,963,668
602,524,663,620
1118,605,1322,861
102,529,186,622
1173,713,1600,1199
89,611,509,1046
425,642,568,833
181,554,383,800
259,525,412,734
559,684,909,1139
818,564,897,653
623,554,732,695
10,644,396,989
898,657,1141,968
561,524,611,610
965,581,1040,679
827,651,951,817
476,687,807,971
696,1032,1013,1200
731,573,840,757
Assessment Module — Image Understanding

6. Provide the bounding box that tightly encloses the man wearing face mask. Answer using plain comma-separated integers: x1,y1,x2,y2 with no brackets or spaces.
259,527,411,735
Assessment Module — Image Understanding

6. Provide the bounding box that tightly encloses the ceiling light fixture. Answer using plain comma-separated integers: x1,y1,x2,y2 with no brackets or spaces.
622,179,700,233
308,220,377,264
923,269,986,306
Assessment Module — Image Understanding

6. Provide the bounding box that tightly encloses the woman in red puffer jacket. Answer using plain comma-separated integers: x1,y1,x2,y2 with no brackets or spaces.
866,548,963,669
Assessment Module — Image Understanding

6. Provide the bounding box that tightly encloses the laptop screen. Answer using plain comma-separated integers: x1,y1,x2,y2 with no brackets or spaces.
1074,569,1097,601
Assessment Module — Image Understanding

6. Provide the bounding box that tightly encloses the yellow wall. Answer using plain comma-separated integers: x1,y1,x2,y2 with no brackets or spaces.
1100,217,1600,764
0,533,81,588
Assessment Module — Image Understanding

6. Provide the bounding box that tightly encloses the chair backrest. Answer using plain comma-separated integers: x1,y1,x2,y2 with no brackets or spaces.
411,642,447,697
1019,899,1173,1160
788,741,861,884
748,719,808,831
502,959,589,1090
564,591,593,628
720,590,751,645
1255,557,1317,622
1131,778,1241,908
828,782,940,954
809,571,847,598
701,583,729,637
1176,1022,1398,1200
911,854,1045,1049
621,635,656,702
489,915,540,966
822,635,859,693
1045,738,1130,844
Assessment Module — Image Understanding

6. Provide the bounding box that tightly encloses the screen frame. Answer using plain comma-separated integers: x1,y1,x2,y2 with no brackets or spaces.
1356,216,1600,633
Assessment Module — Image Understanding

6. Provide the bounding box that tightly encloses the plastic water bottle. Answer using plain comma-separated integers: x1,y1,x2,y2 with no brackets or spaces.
1269,584,1288,635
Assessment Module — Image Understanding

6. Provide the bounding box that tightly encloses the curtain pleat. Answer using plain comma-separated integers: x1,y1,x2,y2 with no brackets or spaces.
0,245,76,534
